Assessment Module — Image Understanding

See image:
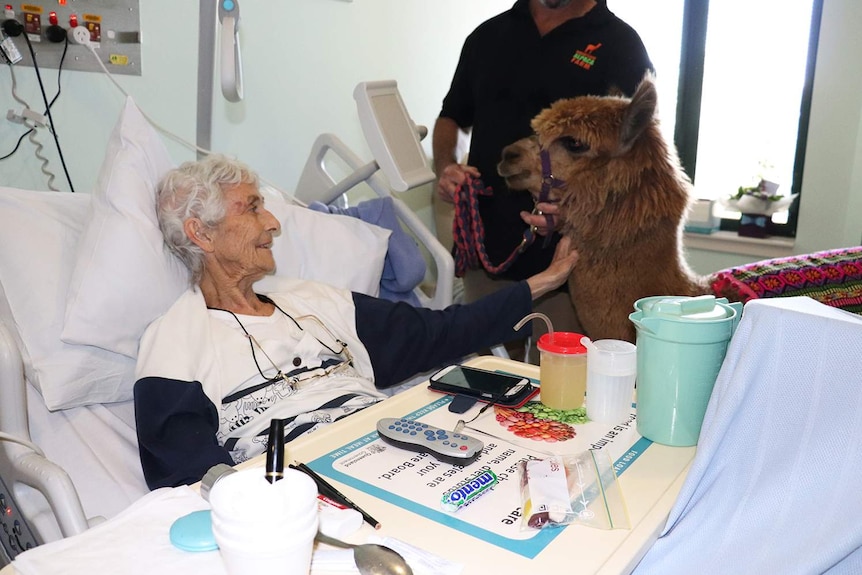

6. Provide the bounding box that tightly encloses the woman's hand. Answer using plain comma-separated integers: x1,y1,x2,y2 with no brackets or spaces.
526,236,578,300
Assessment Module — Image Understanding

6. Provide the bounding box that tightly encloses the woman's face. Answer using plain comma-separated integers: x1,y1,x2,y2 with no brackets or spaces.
208,182,281,282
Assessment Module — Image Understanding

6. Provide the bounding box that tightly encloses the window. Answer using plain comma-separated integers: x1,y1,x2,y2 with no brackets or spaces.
609,1,684,145
613,0,823,237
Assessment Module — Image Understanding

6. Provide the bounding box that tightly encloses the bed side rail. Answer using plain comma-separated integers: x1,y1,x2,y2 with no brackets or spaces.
295,133,454,310
0,321,90,541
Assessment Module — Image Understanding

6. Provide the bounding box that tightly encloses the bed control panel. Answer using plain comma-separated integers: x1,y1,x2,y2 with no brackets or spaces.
0,475,39,566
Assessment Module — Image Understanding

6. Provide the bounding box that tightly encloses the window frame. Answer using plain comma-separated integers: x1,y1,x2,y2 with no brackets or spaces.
673,0,824,238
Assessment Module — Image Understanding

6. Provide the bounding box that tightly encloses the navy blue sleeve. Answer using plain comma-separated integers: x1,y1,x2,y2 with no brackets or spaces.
353,281,533,389
133,377,234,490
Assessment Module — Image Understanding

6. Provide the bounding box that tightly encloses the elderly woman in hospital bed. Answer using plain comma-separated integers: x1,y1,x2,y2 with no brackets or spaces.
133,154,578,490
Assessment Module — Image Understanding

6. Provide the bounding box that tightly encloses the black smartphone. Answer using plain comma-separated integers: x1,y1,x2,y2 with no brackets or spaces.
428,365,536,407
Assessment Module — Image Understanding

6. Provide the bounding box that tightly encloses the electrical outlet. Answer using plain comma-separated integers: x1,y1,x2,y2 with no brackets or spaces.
0,0,141,76
71,25,90,45
46,24,66,43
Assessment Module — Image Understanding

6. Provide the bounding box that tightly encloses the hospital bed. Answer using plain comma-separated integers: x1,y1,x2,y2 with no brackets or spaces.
0,84,454,565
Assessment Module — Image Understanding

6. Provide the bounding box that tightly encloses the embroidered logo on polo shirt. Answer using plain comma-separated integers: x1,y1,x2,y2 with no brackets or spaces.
571,42,602,70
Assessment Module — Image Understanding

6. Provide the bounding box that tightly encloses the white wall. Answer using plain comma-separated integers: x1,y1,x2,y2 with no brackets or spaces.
797,0,862,251
1,0,860,275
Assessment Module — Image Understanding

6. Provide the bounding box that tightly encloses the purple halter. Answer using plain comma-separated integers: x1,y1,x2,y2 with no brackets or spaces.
534,147,566,247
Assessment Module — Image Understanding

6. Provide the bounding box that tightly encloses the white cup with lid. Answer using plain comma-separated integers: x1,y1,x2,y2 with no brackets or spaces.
209,467,319,575
583,338,637,424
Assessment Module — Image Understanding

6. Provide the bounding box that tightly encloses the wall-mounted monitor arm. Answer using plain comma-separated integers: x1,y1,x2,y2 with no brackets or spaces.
353,80,434,192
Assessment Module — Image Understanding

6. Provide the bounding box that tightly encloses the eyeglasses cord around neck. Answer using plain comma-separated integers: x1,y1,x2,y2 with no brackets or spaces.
208,294,353,385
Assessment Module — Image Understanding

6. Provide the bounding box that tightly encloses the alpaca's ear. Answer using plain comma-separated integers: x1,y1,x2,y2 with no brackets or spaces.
619,76,657,153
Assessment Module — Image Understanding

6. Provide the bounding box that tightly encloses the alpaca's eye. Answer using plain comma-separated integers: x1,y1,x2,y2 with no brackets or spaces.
558,136,589,154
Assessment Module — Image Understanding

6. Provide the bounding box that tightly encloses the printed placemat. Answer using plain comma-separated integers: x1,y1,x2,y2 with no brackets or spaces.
308,394,650,558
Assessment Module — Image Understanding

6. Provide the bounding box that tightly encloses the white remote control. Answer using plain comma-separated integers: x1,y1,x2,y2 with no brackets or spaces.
376,418,484,466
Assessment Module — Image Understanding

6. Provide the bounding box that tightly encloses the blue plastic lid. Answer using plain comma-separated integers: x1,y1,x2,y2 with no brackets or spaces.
169,510,219,552
645,295,730,321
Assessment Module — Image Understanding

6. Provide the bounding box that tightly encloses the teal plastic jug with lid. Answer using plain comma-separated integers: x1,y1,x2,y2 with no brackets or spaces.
629,294,743,446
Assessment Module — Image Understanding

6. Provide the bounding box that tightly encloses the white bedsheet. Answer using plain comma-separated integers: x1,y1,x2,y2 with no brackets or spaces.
12,485,461,575
21,383,148,543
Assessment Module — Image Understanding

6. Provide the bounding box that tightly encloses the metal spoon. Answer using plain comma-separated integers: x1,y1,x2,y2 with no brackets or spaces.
315,532,414,575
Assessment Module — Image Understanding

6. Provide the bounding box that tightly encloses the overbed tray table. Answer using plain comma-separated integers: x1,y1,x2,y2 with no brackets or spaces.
3,356,695,575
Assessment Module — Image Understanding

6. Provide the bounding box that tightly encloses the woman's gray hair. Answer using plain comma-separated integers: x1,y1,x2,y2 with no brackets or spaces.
156,153,259,283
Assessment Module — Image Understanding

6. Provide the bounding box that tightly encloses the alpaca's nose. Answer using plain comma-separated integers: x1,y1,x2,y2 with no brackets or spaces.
501,145,521,163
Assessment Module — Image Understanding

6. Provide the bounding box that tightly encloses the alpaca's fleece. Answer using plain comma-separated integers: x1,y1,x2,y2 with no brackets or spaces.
498,75,710,342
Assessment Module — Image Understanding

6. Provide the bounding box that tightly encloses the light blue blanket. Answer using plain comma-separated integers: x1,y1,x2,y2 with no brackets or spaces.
633,297,862,574
309,197,425,306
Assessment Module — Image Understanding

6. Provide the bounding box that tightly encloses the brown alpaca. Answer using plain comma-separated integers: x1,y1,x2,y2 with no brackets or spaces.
497,75,710,342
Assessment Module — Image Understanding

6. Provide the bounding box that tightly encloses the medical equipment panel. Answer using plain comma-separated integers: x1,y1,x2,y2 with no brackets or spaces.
0,0,141,75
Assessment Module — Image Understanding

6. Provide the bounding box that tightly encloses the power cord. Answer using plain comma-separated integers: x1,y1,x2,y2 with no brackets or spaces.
2,33,67,160
1,42,68,186
75,33,300,205
20,31,75,192
73,27,212,159
6,61,59,189
0,129,30,161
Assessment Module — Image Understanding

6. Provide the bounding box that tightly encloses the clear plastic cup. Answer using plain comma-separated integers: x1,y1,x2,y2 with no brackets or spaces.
537,332,588,410
584,339,637,424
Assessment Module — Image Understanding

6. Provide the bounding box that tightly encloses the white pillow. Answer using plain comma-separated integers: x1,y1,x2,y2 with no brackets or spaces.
60,97,390,357
60,96,186,359
0,188,136,411
255,187,390,297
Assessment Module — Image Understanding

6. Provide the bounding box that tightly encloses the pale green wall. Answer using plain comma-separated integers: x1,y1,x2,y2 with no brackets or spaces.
0,1,510,194
1,0,860,277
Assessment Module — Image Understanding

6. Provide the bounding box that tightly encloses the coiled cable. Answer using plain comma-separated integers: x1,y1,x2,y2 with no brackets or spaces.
22,33,75,192
7,61,59,189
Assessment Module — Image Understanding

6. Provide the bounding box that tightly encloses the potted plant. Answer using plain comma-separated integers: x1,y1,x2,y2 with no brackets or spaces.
720,179,798,238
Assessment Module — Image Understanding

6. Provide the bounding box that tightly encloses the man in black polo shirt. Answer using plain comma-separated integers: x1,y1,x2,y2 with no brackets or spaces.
433,0,653,362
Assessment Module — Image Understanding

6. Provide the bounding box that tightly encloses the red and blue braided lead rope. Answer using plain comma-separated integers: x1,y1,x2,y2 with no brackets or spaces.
452,174,535,277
